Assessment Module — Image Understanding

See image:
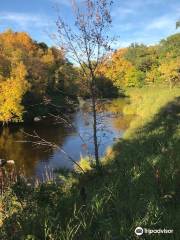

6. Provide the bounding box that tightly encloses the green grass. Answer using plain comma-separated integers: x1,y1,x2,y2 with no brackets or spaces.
124,86,180,136
1,86,180,239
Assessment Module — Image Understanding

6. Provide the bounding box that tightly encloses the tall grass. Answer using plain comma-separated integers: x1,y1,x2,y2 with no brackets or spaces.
124,86,180,136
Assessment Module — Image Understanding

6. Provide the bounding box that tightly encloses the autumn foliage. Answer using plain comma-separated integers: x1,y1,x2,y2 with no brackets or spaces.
0,30,180,123
0,30,78,123
98,33,180,90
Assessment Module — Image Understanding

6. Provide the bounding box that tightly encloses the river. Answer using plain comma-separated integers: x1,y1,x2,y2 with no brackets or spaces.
0,99,132,179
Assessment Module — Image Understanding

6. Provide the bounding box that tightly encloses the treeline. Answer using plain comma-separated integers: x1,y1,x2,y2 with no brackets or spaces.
0,30,180,123
98,33,180,90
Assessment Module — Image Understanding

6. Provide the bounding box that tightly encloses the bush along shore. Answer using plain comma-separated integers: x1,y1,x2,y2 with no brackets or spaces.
0,87,180,240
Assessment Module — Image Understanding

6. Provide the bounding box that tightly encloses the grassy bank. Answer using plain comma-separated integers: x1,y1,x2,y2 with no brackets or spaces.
1,87,180,239
124,86,180,135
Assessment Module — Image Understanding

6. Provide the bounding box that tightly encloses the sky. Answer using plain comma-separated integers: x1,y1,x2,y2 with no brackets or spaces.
0,0,180,48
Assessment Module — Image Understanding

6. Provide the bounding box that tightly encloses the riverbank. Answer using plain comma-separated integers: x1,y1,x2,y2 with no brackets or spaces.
0,98,127,178
1,87,180,239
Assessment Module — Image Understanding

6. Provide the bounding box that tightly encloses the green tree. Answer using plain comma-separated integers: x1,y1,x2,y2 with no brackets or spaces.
125,67,145,87
158,33,180,59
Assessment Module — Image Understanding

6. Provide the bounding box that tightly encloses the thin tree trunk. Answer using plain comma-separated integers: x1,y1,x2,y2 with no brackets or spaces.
91,78,100,170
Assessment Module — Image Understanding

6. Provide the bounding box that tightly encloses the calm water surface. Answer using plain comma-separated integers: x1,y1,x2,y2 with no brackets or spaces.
0,99,132,178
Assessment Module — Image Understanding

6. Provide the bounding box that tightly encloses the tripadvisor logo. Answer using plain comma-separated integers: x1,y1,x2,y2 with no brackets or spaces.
134,227,174,236
135,227,143,236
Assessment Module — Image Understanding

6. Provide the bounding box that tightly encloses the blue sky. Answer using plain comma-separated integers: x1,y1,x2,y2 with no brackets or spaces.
0,0,179,48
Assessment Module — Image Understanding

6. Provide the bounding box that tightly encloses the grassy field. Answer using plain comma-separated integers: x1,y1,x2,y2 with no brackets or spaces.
0,87,180,240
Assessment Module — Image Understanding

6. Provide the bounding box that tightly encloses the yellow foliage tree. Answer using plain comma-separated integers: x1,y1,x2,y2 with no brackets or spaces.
98,49,133,89
145,66,161,85
159,58,180,89
0,30,35,54
41,49,55,65
0,62,29,123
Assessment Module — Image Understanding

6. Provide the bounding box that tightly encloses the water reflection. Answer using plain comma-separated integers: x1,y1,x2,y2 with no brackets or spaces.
0,123,70,176
0,99,133,178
